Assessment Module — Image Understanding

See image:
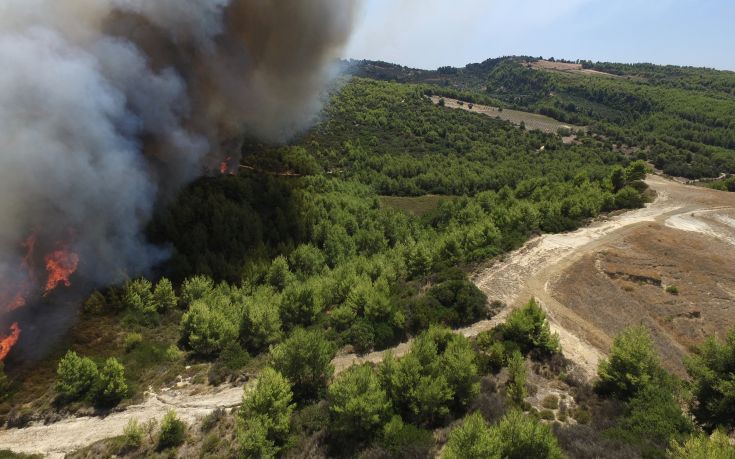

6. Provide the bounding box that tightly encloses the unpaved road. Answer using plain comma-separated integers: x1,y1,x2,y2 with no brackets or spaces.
429,95,586,134
0,383,244,458
3,175,733,457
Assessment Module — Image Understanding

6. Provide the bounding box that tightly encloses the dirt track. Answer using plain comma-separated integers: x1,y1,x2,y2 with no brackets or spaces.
2,176,734,457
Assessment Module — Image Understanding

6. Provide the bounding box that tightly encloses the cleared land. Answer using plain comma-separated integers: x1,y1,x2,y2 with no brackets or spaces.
474,175,735,376
430,95,586,135
528,60,619,78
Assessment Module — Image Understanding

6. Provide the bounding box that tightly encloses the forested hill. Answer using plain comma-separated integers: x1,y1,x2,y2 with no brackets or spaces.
345,57,735,179
4,55,735,459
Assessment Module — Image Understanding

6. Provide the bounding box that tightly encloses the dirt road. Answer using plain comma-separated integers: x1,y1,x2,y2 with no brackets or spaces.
0,383,244,458
3,175,733,457
474,175,735,377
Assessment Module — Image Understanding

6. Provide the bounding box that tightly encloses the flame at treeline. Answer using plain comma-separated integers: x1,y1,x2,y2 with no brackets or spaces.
0,233,80,361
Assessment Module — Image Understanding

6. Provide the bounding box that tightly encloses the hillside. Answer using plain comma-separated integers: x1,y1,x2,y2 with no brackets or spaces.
1,57,735,458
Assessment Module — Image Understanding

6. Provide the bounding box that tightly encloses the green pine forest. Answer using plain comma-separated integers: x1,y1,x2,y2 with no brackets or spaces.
3,57,735,458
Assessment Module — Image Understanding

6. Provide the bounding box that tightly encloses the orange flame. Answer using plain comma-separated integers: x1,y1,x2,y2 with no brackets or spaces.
44,244,80,294
219,158,230,175
0,323,21,361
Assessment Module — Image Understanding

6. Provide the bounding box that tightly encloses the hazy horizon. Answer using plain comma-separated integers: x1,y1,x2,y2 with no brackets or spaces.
346,0,735,72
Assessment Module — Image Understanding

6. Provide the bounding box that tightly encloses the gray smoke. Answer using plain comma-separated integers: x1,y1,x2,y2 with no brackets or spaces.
0,0,357,347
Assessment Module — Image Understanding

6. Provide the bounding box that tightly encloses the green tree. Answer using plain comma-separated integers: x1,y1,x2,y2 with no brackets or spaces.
489,410,563,459
610,165,627,192
288,244,326,277
669,431,735,459
615,186,644,209
124,278,156,315
501,299,559,355
266,256,293,292
239,287,282,353
506,351,527,406
94,357,128,407
443,412,497,459
238,367,294,455
439,335,480,411
380,415,434,458
328,364,392,442
280,281,324,329
271,329,336,402
55,351,98,402
153,278,177,311
180,275,214,305
608,382,693,452
685,327,735,430
158,410,186,449
597,326,663,400
180,299,238,357
625,160,648,183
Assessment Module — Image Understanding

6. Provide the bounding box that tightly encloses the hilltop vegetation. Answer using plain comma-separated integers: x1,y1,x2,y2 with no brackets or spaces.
348,56,735,179
3,56,735,458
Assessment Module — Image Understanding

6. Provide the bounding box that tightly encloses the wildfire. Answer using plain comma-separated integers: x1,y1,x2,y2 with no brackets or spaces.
219,157,230,175
44,243,80,294
0,234,79,360
0,323,21,361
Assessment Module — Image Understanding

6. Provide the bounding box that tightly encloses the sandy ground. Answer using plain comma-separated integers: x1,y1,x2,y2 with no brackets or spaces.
0,382,244,458
429,95,586,135
474,175,735,377
528,60,619,78
3,175,733,457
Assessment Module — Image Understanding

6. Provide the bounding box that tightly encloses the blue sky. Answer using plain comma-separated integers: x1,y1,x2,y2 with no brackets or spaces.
345,0,735,71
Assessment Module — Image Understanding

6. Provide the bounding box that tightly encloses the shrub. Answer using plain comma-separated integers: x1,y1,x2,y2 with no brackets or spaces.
506,351,527,406
124,332,143,352
122,419,143,449
55,351,98,402
380,415,434,458
669,430,735,459
572,408,591,425
500,299,560,356
490,410,563,458
539,409,555,421
153,278,177,311
541,395,559,410
239,367,294,453
666,285,679,295
615,186,644,209
94,357,128,407
158,410,186,449
83,291,107,315
685,326,735,430
271,329,336,402
328,364,392,442
596,326,663,400
444,412,495,459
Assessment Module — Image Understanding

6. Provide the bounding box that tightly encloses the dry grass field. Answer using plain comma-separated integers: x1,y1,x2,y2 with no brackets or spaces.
430,96,586,135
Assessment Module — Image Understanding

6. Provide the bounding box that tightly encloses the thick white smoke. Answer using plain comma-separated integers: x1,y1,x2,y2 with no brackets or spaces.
0,0,357,354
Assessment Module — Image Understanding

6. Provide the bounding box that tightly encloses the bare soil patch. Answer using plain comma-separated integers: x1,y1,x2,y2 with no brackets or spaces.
430,96,586,135
528,60,619,78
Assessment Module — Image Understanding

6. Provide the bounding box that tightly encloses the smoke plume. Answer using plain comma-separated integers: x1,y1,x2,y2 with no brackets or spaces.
0,0,357,359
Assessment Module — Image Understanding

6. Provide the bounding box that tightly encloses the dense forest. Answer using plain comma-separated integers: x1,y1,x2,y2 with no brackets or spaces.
349,57,735,179
2,57,735,458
